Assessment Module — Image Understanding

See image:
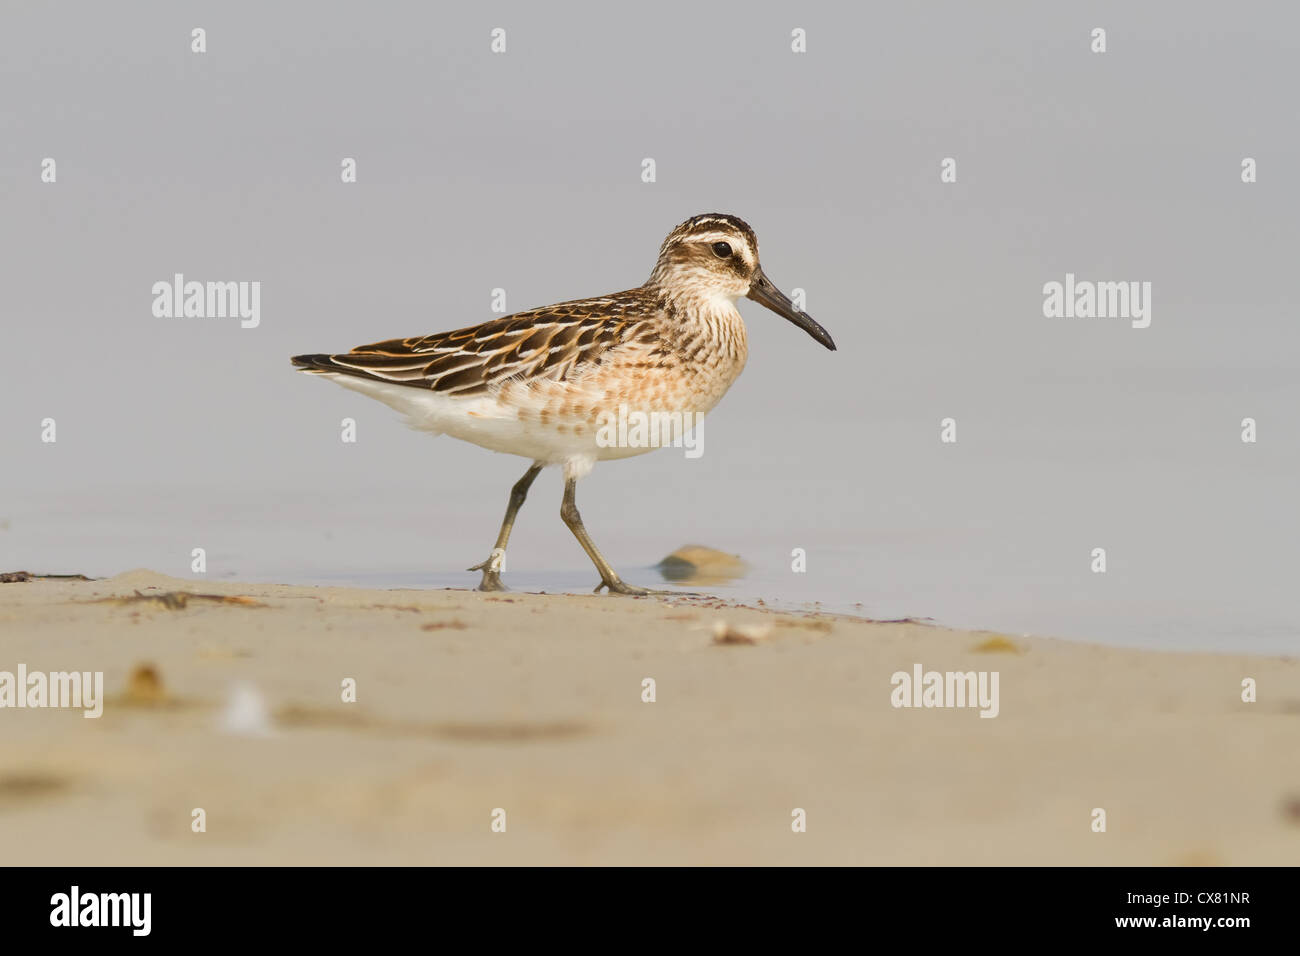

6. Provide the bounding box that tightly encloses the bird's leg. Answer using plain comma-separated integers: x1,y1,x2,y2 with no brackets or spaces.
468,462,542,591
559,476,664,596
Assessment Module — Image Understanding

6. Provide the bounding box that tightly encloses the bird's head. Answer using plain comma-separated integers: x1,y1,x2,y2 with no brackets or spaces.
648,213,835,350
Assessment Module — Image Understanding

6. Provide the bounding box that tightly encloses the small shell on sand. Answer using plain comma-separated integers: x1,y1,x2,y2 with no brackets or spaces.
971,635,1025,655
711,621,773,645
124,663,167,704
220,681,274,736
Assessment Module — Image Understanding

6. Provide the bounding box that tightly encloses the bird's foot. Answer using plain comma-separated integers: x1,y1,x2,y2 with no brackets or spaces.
467,557,508,592
594,578,670,596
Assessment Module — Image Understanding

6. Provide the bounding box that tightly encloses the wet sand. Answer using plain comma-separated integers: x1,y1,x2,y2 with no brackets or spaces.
0,569,1296,865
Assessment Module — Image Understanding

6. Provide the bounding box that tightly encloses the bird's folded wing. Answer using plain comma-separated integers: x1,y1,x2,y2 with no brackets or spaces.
296,299,651,397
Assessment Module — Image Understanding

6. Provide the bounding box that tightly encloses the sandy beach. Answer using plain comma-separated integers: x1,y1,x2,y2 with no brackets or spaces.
0,569,1296,866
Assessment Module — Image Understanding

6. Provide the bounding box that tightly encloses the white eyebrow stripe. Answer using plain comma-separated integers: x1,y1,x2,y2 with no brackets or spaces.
684,231,743,244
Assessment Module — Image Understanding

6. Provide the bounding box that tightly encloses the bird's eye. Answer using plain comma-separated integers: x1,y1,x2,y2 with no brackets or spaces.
711,241,733,259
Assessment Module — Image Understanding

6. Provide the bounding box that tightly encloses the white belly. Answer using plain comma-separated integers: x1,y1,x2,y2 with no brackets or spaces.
312,373,665,473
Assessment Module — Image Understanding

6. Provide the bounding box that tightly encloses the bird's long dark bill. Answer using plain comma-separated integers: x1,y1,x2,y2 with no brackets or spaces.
747,270,836,351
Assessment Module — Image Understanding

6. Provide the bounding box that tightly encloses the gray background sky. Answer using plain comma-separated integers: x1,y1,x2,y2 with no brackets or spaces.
2,1,1297,651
